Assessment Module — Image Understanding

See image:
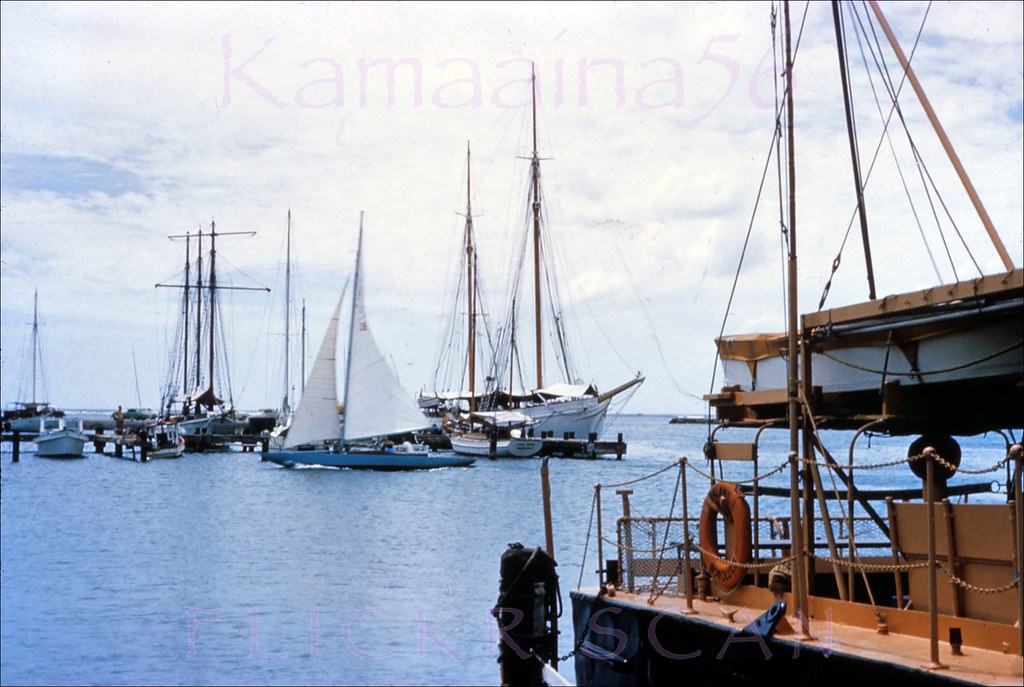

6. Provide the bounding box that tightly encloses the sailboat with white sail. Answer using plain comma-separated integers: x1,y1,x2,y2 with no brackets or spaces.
264,213,475,470
480,67,644,439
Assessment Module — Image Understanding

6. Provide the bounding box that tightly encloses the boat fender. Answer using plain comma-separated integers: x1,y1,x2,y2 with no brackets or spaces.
699,482,752,593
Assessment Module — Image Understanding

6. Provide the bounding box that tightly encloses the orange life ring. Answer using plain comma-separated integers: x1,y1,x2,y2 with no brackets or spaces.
699,481,752,593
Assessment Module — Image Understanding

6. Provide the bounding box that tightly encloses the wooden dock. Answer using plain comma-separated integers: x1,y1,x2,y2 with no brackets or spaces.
538,432,627,459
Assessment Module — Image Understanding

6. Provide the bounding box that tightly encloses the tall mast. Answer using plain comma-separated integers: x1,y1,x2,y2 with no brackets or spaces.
301,298,307,393
530,64,544,390
208,219,217,402
31,289,38,404
194,226,204,395
466,142,477,413
783,0,810,637
342,213,365,445
284,209,292,416
784,0,800,499
832,1,876,300
182,230,191,402
157,222,266,413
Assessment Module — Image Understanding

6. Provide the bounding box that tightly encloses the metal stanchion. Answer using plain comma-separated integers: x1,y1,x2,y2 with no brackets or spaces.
680,458,696,614
922,447,946,670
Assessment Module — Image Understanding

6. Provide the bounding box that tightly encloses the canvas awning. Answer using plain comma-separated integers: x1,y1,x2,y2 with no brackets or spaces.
463,410,534,427
534,383,598,399
716,333,788,362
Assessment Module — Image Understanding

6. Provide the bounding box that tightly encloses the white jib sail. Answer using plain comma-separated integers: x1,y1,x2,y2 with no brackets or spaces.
282,285,346,448
343,222,430,443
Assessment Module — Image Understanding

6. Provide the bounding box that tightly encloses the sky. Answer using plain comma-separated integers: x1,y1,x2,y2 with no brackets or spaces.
1,1,1022,417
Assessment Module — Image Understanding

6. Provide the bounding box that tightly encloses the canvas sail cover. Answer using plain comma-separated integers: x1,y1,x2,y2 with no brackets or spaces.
343,234,430,442
283,288,345,448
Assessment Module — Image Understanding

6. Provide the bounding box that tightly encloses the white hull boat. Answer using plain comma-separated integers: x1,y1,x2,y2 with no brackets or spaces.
450,432,543,458
34,419,87,458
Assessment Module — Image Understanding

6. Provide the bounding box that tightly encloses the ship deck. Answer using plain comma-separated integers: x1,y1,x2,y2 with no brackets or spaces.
577,586,1023,685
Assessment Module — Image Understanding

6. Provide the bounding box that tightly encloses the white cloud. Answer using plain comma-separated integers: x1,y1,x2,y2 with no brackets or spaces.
1,1,1021,416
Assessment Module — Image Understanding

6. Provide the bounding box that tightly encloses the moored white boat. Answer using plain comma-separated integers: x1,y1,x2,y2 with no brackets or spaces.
34,418,87,458
450,410,543,458
140,421,185,460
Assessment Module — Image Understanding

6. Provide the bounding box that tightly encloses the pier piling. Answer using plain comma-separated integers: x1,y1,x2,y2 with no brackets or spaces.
12,431,20,462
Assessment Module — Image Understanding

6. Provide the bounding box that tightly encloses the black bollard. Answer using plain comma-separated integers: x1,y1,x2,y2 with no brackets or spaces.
12,431,20,462
493,543,560,686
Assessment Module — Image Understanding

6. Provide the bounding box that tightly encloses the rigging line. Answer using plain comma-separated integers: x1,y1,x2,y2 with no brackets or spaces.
914,149,985,276
708,0,811,402
611,231,701,402
910,140,962,282
216,295,234,407
847,1,943,284
862,6,983,279
707,114,786,400
818,0,937,309
860,2,980,279
858,5,964,283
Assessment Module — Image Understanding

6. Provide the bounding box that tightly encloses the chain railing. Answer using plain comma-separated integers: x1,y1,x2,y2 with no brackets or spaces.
591,445,1019,597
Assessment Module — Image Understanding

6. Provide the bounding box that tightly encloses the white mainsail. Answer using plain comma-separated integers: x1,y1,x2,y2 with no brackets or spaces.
282,286,346,448
343,219,431,443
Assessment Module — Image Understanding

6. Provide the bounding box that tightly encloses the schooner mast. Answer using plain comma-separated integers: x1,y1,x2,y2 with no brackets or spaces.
463,143,477,412
157,220,268,417
283,210,292,419
529,65,544,390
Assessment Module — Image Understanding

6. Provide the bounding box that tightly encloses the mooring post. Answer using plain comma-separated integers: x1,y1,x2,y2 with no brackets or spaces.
12,431,20,462
616,432,623,460
541,458,555,558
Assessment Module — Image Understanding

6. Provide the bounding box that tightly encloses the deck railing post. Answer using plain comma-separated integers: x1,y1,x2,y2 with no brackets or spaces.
595,484,604,588
679,458,697,614
616,489,633,592
923,447,946,670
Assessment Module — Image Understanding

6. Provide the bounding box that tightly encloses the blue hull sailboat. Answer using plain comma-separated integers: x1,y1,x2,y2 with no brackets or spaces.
264,213,475,470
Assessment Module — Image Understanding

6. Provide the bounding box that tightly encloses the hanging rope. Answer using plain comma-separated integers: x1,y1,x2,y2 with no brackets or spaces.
817,338,1023,376
576,489,598,590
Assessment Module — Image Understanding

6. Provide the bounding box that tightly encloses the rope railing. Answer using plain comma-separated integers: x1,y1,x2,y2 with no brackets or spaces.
597,461,677,490
595,449,1019,606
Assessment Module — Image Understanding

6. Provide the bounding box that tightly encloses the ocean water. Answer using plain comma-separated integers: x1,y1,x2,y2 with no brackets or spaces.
1,414,1013,686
